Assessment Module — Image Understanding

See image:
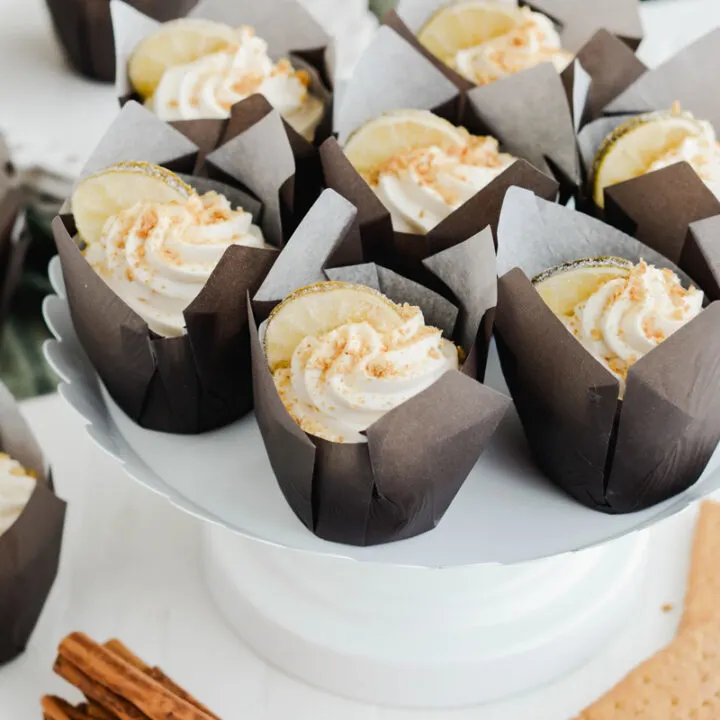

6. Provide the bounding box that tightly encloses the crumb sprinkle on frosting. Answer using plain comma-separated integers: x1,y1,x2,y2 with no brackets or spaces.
453,7,573,86
147,25,324,141
272,304,459,443
365,131,515,235
559,260,703,393
84,190,265,338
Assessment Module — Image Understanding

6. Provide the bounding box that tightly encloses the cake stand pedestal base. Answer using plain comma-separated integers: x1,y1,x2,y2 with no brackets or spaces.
202,526,649,709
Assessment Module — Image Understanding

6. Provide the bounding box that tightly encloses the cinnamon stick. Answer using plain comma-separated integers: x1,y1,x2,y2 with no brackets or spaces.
146,668,220,720
103,640,218,719
41,696,93,720
86,700,118,719
53,655,151,720
59,633,215,720
104,640,150,672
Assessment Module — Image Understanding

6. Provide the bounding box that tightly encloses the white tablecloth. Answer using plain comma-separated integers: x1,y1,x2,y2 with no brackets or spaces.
0,392,714,719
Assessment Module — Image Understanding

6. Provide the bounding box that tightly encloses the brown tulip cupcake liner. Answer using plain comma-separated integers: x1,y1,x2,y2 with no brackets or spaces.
0,135,33,327
112,0,334,145
51,98,323,434
46,0,198,82
495,187,720,514
322,24,582,289
562,29,647,130
0,381,66,665
249,188,510,546
576,28,720,221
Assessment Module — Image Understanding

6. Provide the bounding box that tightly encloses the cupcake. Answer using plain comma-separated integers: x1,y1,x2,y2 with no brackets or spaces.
322,25,577,283
578,30,720,218
0,383,66,665
45,0,198,81
390,0,642,90
344,108,516,234
250,189,509,545
113,0,331,142
495,187,720,513
416,1,573,87
51,100,316,433
591,106,720,209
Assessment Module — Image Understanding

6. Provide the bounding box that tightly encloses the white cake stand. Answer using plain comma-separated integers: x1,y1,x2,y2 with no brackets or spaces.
203,527,648,707
43,257,717,708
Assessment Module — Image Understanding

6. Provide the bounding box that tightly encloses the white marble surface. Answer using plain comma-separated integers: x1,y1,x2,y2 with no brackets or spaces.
0,392,715,719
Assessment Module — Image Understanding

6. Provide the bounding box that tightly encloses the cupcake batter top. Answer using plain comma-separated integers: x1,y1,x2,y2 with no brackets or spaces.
0,453,36,537
148,26,325,140
273,305,459,443
85,190,266,338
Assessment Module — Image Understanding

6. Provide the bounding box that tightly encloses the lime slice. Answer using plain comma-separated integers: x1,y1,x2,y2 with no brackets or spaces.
343,109,467,177
71,161,193,245
264,281,407,371
592,109,710,208
533,257,634,316
418,1,522,64
129,19,239,99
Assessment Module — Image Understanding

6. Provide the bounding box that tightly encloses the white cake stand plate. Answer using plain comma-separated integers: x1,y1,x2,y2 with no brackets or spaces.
203,525,648,708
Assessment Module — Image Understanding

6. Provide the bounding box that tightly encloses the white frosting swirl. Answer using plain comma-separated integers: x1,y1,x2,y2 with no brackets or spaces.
647,122,720,200
85,191,266,338
274,306,459,443
367,136,515,234
562,261,703,394
454,8,572,86
0,453,36,536
148,26,325,141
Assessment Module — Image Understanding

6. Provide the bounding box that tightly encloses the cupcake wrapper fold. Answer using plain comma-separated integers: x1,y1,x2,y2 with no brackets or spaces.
562,30,647,129
0,382,66,665
52,100,313,434
522,0,642,52
250,189,510,545
47,0,197,82
111,0,333,144
604,163,720,286
495,187,720,513
323,26,567,284
605,29,720,130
